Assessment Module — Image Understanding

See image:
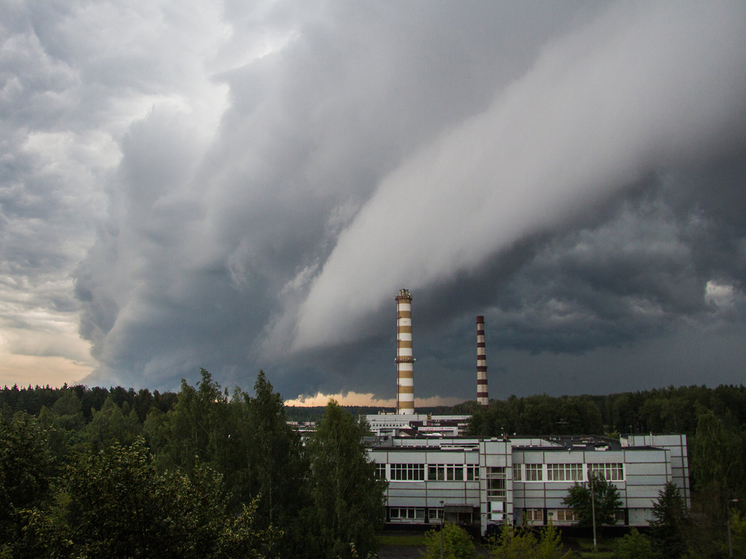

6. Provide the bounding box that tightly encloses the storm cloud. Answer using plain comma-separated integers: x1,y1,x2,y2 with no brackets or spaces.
2,1,746,401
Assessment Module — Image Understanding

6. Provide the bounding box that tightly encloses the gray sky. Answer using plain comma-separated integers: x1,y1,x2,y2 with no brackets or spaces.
2,1,745,404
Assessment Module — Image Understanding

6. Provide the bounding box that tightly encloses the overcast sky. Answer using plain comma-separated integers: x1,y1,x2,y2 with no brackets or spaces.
2,1,746,405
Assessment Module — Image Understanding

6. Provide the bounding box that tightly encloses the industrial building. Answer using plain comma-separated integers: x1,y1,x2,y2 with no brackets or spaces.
367,433,690,535
364,289,691,536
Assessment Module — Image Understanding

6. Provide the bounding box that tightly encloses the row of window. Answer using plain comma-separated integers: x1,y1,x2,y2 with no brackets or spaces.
379,463,480,482
514,463,624,482
523,509,578,523
389,507,443,521
379,462,624,483
389,506,620,524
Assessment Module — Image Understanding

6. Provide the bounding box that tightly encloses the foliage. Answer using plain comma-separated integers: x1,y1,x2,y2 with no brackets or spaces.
469,394,604,437
731,511,746,559
306,400,386,559
0,412,57,559
690,409,744,497
488,523,576,559
464,384,746,438
649,482,690,558
612,529,656,559
65,437,279,559
563,475,623,530
85,395,142,451
423,522,476,559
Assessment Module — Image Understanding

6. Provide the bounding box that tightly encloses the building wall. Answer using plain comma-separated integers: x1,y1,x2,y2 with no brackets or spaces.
622,434,690,506
370,435,689,535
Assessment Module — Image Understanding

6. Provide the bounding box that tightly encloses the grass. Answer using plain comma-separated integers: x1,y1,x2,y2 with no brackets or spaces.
377,533,429,547
574,536,615,557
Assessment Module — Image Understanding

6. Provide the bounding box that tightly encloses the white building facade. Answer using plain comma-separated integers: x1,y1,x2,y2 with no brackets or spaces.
368,434,689,536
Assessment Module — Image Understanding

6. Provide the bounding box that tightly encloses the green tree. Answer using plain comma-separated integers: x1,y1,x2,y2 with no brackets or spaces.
562,474,622,535
245,371,309,558
649,482,690,559
155,369,232,476
247,371,307,522
0,412,56,559
423,522,476,559
731,511,746,559
65,437,278,559
488,523,575,559
612,528,656,559
306,400,386,559
85,395,142,451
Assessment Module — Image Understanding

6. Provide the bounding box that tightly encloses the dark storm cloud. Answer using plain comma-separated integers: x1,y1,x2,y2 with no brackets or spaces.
73,0,608,393
3,0,746,399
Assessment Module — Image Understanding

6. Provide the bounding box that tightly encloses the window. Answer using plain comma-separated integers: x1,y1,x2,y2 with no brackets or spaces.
428,464,464,481
513,464,522,481
524,509,543,523
389,507,425,521
390,463,425,481
547,463,583,481
588,463,624,481
466,465,480,481
487,467,506,501
525,464,543,481
375,463,387,479
554,509,577,522
429,508,443,521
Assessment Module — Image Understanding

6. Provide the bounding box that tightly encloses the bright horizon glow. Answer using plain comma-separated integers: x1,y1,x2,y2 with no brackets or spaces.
0,352,92,388
284,391,465,408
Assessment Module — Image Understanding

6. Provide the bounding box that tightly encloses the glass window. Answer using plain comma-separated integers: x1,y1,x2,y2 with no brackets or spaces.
547,463,583,481
513,464,522,481
588,463,623,481
525,509,543,522
547,464,563,481
555,509,576,522
376,463,387,479
391,463,425,481
525,464,543,481
487,467,506,501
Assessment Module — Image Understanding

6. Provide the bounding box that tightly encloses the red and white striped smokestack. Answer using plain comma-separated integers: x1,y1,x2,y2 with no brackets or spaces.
395,289,415,415
477,315,489,406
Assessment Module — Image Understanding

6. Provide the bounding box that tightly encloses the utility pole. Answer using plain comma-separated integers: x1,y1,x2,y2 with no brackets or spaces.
590,472,598,553
440,500,445,559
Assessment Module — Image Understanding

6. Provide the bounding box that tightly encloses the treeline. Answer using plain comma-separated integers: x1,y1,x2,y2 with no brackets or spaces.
0,383,177,423
463,384,746,437
0,370,385,559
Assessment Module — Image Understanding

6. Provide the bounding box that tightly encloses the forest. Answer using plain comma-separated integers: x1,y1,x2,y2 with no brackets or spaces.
0,370,385,559
2,379,745,558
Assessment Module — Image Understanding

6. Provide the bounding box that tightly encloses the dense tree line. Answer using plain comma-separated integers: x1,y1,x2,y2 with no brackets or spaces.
463,384,746,437
0,370,385,558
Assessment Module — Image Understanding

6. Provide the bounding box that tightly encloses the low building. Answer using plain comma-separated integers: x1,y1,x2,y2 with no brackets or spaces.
365,413,471,438
368,433,689,536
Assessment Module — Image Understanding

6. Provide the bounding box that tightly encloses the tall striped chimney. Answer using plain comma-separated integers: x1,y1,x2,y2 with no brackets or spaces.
477,315,489,406
396,289,415,415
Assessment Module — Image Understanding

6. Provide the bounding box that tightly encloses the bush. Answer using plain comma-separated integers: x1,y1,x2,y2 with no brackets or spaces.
423,522,476,559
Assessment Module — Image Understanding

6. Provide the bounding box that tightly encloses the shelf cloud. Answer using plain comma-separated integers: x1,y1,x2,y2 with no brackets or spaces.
2,1,746,402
